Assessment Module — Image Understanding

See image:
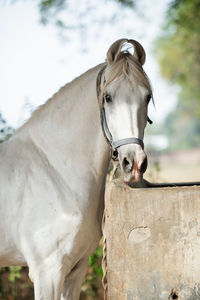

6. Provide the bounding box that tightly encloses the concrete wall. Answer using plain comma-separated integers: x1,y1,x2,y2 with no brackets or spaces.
104,180,200,300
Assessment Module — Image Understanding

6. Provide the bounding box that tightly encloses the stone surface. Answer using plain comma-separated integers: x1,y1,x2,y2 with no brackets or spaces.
104,180,200,300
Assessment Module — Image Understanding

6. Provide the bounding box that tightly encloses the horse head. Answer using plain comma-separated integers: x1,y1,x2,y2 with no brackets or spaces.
97,38,153,184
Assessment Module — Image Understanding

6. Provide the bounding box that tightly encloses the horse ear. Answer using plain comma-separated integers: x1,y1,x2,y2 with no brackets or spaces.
128,39,146,65
107,38,128,66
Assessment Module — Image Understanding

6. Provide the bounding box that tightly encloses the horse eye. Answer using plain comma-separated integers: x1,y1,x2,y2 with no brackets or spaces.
104,94,112,103
147,95,152,103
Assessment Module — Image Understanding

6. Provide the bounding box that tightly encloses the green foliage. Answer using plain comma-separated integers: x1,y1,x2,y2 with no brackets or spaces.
36,0,135,30
39,0,134,16
0,269,6,299
8,266,22,283
81,245,103,299
88,246,103,278
39,0,66,25
0,267,22,299
154,0,200,149
155,0,200,111
116,0,135,7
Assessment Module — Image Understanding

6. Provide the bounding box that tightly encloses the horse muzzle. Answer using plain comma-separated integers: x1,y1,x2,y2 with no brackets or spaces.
119,147,148,184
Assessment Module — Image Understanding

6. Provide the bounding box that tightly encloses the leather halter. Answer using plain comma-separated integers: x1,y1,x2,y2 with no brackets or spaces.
96,65,150,157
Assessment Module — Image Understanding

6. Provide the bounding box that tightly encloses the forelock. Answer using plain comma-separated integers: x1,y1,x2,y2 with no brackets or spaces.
105,52,152,95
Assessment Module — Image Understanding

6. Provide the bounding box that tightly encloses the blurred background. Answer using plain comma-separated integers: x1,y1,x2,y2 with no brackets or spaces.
0,0,199,299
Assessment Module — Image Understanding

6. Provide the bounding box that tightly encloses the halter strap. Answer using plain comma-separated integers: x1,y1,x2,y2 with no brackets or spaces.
96,65,148,155
100,107,113,146
113,137,144,150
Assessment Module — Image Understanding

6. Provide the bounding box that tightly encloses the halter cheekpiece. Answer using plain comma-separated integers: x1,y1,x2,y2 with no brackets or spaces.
96,65,152,159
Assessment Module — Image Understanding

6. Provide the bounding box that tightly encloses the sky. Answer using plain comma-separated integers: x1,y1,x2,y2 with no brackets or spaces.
0,0,178,129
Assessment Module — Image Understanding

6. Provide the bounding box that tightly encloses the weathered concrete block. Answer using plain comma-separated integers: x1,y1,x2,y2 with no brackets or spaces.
104,180,200,300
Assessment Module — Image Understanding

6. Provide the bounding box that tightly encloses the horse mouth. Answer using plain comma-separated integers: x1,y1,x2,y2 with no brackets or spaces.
118,149,147,185
123,170,143,185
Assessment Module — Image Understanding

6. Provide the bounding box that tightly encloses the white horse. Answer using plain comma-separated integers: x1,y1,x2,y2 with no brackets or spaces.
0,38,153,300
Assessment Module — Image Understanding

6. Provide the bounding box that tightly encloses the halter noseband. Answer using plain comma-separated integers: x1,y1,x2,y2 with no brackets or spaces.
96,65,151,158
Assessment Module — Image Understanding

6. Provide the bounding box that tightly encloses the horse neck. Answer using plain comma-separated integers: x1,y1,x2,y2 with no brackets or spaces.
17,64,110,185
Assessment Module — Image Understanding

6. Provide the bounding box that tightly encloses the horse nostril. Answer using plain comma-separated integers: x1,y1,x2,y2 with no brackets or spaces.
122,157,133,172
140,156,148,173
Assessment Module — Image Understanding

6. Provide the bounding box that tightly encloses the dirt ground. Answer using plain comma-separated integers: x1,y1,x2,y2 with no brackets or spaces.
145,147,200,183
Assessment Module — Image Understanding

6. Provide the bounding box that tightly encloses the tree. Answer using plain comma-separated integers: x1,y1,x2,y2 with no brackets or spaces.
154,0,200,149
155,0,200,115
38,0,135,26
32,0,136,44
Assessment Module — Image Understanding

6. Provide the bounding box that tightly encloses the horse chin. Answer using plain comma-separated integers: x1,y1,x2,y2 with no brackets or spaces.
123,171,143,186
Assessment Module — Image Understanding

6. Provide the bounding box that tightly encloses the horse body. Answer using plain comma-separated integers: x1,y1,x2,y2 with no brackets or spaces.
0,64,110,297
0,39,153,299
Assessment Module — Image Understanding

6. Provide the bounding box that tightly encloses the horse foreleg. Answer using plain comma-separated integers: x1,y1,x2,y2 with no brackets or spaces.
32,266,67,300
61,257,88,300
